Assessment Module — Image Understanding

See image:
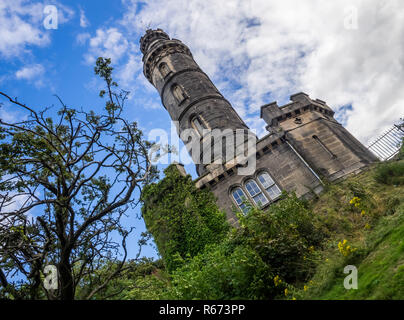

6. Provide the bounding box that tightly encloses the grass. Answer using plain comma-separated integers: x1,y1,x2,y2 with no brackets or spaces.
297,159,404,300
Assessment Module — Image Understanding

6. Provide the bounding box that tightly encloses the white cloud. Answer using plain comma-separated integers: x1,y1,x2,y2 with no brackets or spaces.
15,63,44,80
79,7,89,28
76,32,91,45
84,28,130,64
0,175,39,225
117,0,404,144
0,0,74,58
0,0,49,58
15,63,45,87
0,108,20,123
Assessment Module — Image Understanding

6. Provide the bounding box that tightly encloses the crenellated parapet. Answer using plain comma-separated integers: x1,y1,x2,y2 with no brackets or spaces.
260,92,335,130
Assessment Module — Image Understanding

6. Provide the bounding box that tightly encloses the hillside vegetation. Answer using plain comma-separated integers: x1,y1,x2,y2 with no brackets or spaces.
94,154,404,300
298,158,404,299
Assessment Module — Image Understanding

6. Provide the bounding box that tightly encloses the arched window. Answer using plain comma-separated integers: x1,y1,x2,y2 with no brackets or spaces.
245,180,268,206
191,116,205,136
159,62,171,78
172,84,187,103
232,188,249,214
257,172,282,200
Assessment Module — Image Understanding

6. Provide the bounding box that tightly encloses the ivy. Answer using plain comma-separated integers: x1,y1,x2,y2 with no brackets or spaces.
141,164,229,272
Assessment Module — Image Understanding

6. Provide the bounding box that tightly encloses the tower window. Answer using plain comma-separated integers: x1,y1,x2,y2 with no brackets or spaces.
172,84,187,104
191,117,205,136
257,172,282,200
232,188,249,214
159,62,171,78
312,135,337,159
245,180,268,207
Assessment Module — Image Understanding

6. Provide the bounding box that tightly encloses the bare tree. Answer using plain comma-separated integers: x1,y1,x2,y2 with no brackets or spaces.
0,57,156,300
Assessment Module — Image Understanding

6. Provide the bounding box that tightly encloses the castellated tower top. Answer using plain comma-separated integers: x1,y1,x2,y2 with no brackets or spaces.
139,29,170,54
140,29,193,84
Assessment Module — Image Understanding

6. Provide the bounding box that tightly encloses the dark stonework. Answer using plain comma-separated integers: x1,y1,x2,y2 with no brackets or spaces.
140,29,250,176
140,29,378,224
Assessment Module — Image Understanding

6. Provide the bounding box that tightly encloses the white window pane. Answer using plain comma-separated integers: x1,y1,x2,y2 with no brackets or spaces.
253,193,268,206
232,190,242,204
232,188,250,214
246,180,260,197
240,203,249,214
266,185,282,200
258,172,274,189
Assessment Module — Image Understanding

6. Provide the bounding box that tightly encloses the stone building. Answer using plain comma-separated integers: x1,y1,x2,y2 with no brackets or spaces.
140,29,378,224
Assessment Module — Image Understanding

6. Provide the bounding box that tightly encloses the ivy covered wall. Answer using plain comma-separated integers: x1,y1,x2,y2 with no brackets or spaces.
141,164,229,271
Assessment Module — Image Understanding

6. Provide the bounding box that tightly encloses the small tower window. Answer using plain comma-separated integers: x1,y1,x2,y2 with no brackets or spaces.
232,188,249,214
191,116,205,136
172,84,187,104
159,62,171,78
312,135,337,159
257,172,282,200
245,180,268,207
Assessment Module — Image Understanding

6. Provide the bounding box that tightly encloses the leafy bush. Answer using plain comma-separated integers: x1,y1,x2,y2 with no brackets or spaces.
374,161,404,185
397,137,404,160
141,164,229,272
74,258,168,300
166,243,276,300
234,193,325,284
163,193,325,300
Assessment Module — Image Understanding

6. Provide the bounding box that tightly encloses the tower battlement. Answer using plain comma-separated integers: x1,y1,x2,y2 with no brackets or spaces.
139,28,170,54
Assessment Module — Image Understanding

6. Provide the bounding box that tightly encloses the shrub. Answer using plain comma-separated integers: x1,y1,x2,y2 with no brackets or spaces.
397,137,404,160
166,242,276,300
233,193,325,284
374,161,404,185
141,164,229,272
163,193,324,299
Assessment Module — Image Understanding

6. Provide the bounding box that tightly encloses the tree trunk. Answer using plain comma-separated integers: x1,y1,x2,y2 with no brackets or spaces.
58,253,74,300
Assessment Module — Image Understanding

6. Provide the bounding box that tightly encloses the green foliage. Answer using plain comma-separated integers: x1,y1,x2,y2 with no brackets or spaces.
298,162,404,300
75,258,168,300
159,193,323,300
374,161,404,185
303,206,404,300
141,164,229,272
166,243,275,300
397,137,404,160
234,193,325,284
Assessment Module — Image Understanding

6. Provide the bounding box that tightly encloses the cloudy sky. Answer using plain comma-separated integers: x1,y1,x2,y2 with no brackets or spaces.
1,0,403,257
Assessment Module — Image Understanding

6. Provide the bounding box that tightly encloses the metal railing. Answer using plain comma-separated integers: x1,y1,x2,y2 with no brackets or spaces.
367,119,404,161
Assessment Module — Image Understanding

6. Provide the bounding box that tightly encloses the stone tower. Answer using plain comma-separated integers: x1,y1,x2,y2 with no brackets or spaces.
140,29,378,224
140,29,253,176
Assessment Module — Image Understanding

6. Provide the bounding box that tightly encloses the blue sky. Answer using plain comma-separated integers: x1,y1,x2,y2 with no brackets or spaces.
1,0,404,259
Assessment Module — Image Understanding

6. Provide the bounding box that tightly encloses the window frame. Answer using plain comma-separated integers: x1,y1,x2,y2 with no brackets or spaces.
245,179,269,207
158,62,171,78
256,171,282,201
191,116,205,137
231,187,249,214
171,83,187,104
